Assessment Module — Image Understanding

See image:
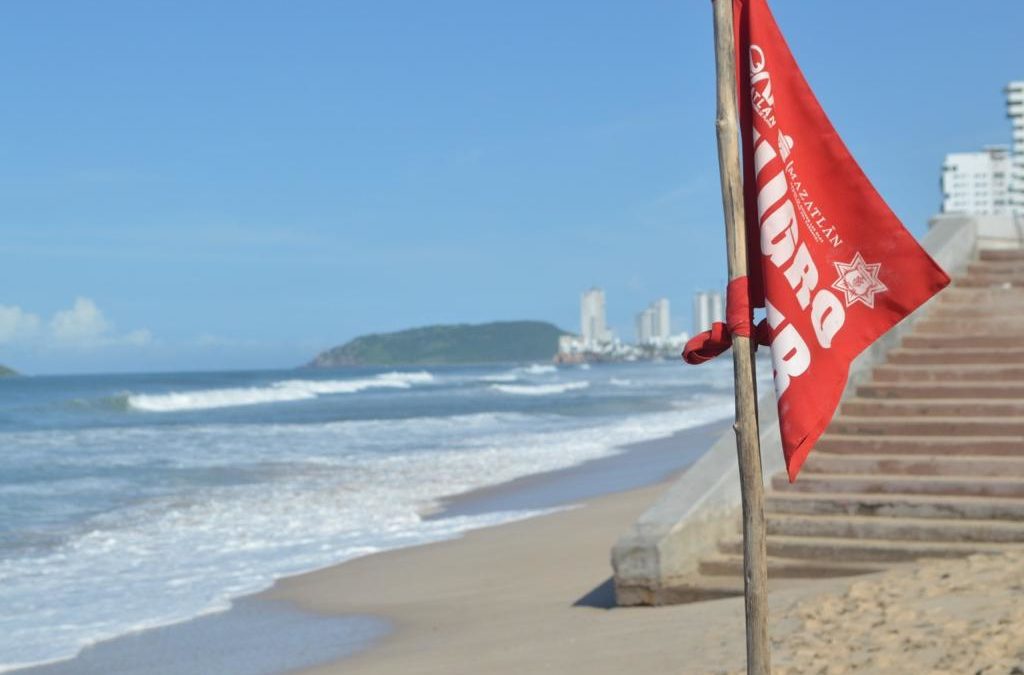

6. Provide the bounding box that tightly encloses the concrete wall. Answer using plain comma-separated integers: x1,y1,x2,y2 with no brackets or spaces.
611,216,980,606
933,213,1023,251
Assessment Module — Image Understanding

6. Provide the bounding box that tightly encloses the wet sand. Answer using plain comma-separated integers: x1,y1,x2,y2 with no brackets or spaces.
264,425,854,675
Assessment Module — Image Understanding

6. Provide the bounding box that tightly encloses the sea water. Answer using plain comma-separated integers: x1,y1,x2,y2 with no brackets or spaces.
0,360,738,671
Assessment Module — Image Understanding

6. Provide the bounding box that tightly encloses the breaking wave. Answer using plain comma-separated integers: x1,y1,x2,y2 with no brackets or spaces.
127,372,435,413
490,381,589,396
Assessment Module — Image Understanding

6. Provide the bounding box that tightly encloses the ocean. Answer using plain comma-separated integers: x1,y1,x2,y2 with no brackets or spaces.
0,359,740,672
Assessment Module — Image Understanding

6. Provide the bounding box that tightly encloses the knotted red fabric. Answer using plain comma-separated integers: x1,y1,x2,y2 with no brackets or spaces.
682,276,770,364
683,0,950,482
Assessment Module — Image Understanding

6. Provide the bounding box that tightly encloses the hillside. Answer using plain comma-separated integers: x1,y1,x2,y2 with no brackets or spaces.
0,365,17,377
309,321,570,367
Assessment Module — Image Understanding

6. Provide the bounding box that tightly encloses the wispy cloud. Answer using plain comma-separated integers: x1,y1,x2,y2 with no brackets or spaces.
0,298,151,349
0,305,41,343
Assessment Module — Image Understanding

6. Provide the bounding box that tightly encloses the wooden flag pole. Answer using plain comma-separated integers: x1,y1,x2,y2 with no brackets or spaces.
711,1,771,673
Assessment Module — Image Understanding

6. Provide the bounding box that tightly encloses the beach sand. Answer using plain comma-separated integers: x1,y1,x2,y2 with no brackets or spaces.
266,479,848,675
745,552,1024,675
269,474,1024,675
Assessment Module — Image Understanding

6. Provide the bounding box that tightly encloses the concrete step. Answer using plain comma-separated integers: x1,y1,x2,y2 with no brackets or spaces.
718,534,1024,562
841,398,1024,417
765,513,1024,543
886,348,1024,365
802,453,1024,477
979,249,1024,262
873,364,1024,382
828,415,1024,436
954,275,1024,288
627,574,745,605
772,472,1024,498
643,569,881,605
968,261,1024,275
928,305,1024,318
935,287,1024,304
697,554,885,579
858,382,1024,399
903,334,1024,350
765,491,1024,521
815,434,1023,456
915,318,1024,332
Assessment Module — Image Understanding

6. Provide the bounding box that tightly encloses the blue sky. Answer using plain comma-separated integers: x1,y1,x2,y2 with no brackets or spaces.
0,0,1020,374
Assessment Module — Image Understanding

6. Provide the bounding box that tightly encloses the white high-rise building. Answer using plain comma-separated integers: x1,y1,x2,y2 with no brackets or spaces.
693,291,724,335
635,307,655,345
651,298,670,342
941,146,1013,215
580,287,610,347
940,81,1024,217
1008,81,1024,214
635,298,671,346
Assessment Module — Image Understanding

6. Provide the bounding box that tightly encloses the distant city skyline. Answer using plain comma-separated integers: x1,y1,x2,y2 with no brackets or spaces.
1,2,1021,373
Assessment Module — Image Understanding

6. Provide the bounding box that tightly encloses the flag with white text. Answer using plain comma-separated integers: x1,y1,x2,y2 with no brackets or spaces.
685,0,949,481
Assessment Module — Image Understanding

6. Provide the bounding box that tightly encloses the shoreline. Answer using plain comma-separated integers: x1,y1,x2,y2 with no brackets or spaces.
14,417,732,675
429,417,731,519
266,466,853,675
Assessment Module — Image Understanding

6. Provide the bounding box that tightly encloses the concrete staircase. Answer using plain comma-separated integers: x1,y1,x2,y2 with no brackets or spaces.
674,247,1024,601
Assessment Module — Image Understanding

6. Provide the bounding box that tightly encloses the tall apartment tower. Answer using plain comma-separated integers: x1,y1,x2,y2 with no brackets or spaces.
692,291,724,335
580,287,609,347
941,146,1013,215
635,298,671,345
1008,81,1024,214
651,298,670,342
635,307,655,345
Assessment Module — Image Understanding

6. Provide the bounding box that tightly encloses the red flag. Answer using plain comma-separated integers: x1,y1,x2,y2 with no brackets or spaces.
685,0,950,481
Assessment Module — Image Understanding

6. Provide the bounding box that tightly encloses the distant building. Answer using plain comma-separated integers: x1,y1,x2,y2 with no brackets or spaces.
692,291,724,335
580,287,610,347
635,307,654,345
652,298,670,342
941,146,1013,215
1009,81,1024,214
635,298,671,346
940,81,1024,217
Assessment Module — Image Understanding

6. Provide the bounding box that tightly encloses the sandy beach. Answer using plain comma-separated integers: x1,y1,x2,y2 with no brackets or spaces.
267,465,1024,675
264,476,845,674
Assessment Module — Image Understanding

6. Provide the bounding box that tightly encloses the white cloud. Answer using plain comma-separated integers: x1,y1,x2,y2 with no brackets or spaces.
122,329,153,347
0,305,41,344
50,298,111,344
0,297,151,349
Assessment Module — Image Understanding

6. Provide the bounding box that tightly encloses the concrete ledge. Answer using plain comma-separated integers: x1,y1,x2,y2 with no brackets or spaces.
612,390,781,604
611,215,979,606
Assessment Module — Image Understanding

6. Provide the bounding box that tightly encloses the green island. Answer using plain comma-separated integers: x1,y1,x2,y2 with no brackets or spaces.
308,321,570,367
0,365,18,377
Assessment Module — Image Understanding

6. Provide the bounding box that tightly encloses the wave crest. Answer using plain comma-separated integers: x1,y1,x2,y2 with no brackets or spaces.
127,372,434,413
490,381,589,396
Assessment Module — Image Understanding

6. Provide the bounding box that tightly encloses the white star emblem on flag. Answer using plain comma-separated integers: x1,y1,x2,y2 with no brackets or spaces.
832,252,888,308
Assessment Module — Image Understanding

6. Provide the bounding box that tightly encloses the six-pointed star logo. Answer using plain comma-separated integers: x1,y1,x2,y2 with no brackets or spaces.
832,252,888,308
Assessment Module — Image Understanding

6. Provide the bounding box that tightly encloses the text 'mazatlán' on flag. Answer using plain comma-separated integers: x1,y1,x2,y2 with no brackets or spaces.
684,0,950,481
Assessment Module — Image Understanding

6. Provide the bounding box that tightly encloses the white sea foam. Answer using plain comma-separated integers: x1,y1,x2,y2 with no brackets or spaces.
127,372,434,412
477,363,558,384
478,373,519,383
490,381,589,396
0,360,739,672
0,389,735,672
